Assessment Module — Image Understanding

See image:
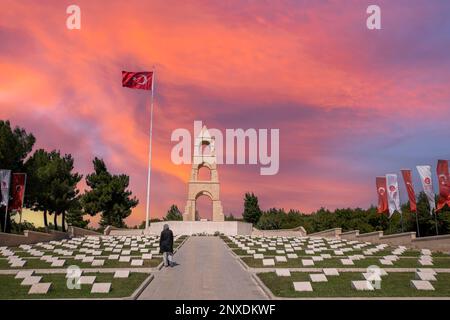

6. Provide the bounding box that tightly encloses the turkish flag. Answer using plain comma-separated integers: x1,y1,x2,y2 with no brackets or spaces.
9,173,26,212
436,159,450,211
122,71,153,90
401,169,417,212
376,176,388,214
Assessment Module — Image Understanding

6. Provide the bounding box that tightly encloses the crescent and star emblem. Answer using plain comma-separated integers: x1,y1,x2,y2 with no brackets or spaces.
133,75,148,85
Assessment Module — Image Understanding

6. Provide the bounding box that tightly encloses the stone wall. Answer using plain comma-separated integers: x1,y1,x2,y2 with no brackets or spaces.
147,221,253,236
308,228,342,238
411,234,450,252
353,231,384,243
379,232,416,246
68,226,101,237
107,228,145,236
252,226,307,237
0,230,69,247
48,229,70,241
339,230,360,240
338,229,450,252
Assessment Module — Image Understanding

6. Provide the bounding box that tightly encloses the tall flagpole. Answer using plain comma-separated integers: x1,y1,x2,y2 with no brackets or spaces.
145,70,155,231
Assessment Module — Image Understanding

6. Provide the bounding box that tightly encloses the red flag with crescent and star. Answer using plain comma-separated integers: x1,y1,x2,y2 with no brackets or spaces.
9,173,26,212
376,176,388,214
122,71,153,90
401,169,417,212
436,159,450,211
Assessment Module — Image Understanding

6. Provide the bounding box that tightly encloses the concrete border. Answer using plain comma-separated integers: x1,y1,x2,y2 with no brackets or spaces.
127,274,155,300
251,273,275,300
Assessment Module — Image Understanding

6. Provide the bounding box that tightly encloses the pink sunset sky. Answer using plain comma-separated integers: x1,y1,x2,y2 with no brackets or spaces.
1,0,450,226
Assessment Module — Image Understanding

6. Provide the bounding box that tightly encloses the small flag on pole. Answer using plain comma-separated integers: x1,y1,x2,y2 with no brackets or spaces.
386,173,402,218
9,173,26,212
122,71,153,90
416,165,436,215
376,176,388,214
436,159,450,212
401,169,417,212
0,170,11,207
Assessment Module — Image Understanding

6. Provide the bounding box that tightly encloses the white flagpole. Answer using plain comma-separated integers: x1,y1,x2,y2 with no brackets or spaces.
145,71,155,230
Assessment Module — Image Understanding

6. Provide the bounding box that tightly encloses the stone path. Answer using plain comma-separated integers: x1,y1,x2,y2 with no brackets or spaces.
137,237,268,300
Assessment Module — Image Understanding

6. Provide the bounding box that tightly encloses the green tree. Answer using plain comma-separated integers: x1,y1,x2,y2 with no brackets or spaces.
0,120,35,172
257,208,286,230
225,213,242,221
138,218,161,229
0,120,35,232
81,158,138,228
66,203,89,228
242,192,262,225
45,151,81,231
165,205,183,221
24,149,52,227
25,150,82,231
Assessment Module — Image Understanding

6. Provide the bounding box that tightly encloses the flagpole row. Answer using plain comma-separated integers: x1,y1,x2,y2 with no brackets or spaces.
145,71,155,231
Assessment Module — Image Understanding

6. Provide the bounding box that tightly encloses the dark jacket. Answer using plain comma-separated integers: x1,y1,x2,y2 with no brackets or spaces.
159,229,174,253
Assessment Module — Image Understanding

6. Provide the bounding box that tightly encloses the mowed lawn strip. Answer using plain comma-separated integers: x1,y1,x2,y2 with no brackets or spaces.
0,257,162,269
0,272,149,299
258,271,450,297
240,256,450,268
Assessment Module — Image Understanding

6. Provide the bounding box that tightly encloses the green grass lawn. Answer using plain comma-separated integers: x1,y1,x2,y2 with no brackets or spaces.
231,248,418,258
0,236,189,299
258,271,450,297
0,236,189,271
0,257,162,269
240,256,450,269
6,235,186,256
0,272,149,299
223,237,450,269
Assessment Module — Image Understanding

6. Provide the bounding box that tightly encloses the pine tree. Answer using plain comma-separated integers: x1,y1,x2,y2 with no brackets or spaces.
242,192,262,225
165,204,183,221
81,158,138,228
25,149,52,227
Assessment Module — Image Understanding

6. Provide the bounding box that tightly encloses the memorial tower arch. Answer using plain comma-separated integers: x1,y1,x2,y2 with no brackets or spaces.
183,126,224,221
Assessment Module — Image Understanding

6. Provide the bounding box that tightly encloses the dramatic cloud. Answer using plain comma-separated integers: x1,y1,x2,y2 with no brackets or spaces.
1,0,450,226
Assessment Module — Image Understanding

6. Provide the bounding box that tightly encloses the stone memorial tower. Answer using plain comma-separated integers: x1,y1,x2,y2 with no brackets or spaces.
183,126,224,221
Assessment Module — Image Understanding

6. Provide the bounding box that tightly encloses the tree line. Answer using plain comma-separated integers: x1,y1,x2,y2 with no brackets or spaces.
242,192,450,237
0,120,138,233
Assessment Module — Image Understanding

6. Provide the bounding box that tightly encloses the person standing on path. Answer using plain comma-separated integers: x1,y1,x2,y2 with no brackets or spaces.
159,224,174,267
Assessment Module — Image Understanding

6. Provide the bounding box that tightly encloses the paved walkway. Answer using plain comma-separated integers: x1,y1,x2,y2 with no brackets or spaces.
137,237,267,300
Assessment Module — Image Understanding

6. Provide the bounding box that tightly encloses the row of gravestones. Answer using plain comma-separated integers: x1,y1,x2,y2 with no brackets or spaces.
0,235,181,269
229,236,439,292
229,236,436,267
286,268,438,292
14,269,133,295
